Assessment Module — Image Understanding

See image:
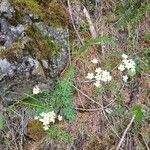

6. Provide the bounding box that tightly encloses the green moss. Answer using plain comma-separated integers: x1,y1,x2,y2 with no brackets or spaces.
85,137,102,150
27,120,45,141
45,36,60,53
43,2,68,27
26,26,60,59
12,0,43,16
12,0,68,27
0,42,22,61
11,0,43,24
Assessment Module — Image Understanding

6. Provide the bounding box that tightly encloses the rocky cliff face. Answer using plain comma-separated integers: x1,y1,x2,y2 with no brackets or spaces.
0,0,69,104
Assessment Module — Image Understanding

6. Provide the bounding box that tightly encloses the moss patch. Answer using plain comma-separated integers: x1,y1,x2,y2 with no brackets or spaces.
0,42,22,61
12,0,43,16
27,120,45,141
12,0,68,27
43,2,68,27
11,0,43,24
26,26,60,59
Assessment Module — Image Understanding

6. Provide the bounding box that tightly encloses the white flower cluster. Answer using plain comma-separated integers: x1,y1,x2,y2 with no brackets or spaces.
118,54,136,82
35,111,62,131
91,58,99,64
86,59,112,87
33,85,41,94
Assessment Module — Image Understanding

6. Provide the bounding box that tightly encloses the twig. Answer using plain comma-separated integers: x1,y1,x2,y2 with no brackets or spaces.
83,6,97,38
75,99,115,112
20,110,25,150
100,96,120,138
116,115,136,150
142,73,150,77
74,107,101,112
72,84,102,106
67,0,83,44
76,88,85,109
142,134,150,150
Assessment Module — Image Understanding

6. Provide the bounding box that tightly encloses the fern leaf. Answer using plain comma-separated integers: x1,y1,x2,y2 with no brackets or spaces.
79,35,118,54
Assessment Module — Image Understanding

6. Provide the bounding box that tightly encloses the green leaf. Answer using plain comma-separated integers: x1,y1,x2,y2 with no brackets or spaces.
20,95,48,109
47,126,73,144
144,49,150,56
49,65,75,121
106,50,121,58
128,69,136,77
0,113,4,129
130,105,143,124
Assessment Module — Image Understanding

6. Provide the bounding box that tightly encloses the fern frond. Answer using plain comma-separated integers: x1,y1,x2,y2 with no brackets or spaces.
79,35,118,54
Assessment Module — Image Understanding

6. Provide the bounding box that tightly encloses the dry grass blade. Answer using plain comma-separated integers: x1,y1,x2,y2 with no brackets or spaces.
116,115,136,150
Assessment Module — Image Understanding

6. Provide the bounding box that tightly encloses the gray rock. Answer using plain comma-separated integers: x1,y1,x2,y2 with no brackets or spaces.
41,59,49,69
34,22,69,77
0,58,12,80
0,58,12,72
0,18,25,47
16,24,25,34
4,30,18,47
0,18,10,34
0,52,50,100
23,15,33,25
0,1,69,103
0,0,15,18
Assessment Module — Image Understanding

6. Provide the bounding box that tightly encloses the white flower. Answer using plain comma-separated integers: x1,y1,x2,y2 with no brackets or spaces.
35,111,57,131
33,85,41,94
95,67,102,74
42,119,50,126
122,58,135,70
122,58,128,63
93,81,101,87
107,75,112,81
91,58,99,64
100,70,112,82
122,54,128,59
118,64,125,71
86,73,94,80
58,115,63,121
34,116,39,120
43,125,49,131
48,111,56,119
124,59,135,70
39,111,56,125
86,68,111,87
122,75,128,82
95,74,102,81
129,59,136,67
48,111,56,123
102,70,110,76
40,112,46,117
119,55,136,77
